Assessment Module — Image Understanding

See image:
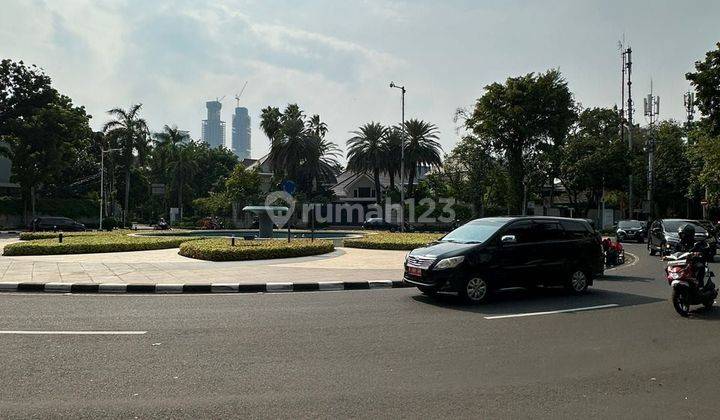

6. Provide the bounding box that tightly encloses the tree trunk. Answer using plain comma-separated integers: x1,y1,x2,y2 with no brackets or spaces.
389,172,395,191
373,169,382,204
507,150,524,215
30,185,36,219
407,164,416,198
123,169,131,227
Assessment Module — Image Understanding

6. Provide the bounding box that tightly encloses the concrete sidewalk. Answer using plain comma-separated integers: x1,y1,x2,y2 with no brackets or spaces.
0,242,406,284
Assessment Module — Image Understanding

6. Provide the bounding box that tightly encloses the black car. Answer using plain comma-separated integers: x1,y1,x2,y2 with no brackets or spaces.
647,219,717,257
362,218,399,232
30,217,86,232
403,217,604,304
615,220,646,243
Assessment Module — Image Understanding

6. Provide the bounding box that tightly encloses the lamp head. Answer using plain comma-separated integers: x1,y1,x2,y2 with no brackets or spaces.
389,81,395,88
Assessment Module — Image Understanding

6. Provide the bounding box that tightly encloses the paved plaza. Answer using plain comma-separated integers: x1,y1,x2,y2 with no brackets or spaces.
0,238,405,284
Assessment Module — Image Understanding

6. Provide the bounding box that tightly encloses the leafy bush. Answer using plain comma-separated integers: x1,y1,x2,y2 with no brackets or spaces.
344,232,443,250
179,238,334,261
4,233,198,256
103,217,119,231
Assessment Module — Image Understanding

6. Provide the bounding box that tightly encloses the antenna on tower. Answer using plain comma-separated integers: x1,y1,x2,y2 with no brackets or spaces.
216,95,226,103
235,81,248,107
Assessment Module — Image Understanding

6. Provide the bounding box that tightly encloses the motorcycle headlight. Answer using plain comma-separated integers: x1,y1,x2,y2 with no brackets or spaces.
433,256,465,270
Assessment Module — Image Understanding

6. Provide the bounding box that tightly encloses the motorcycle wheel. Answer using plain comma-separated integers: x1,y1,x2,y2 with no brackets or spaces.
703,298,715,310
672,289,691,317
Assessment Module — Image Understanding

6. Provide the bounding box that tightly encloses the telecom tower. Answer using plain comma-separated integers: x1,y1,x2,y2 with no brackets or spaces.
620,43,634,217
644,80,660,218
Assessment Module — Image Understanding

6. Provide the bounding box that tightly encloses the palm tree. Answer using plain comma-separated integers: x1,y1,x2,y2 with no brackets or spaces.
303,133,341,194
307,114,328,138
347,122,387,203
153,125,189,181
269,104,307,179
102,104,149,226
167,143,199,219
402,119,442,197
381,127,403,191
260,106,282,141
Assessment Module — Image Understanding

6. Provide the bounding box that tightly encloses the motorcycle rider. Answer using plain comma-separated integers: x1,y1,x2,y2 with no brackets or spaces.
677,223,707,288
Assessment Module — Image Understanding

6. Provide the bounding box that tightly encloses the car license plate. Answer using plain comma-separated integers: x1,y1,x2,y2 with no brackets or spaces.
408,267,422,276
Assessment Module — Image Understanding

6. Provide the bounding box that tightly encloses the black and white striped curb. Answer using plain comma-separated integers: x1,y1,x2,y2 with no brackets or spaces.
0,280,411,294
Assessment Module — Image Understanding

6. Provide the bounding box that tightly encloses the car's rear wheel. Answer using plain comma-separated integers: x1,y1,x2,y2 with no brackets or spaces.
459,276,489,304
565,269,589,294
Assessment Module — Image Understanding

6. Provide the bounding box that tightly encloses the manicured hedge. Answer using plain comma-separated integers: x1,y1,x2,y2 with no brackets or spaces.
179,238,334,261
3,234,198,256
344,232,443,250
18,231,128,241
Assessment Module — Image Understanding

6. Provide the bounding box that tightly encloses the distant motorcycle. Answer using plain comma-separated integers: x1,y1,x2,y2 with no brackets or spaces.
154,218,170,230
664,246,717,316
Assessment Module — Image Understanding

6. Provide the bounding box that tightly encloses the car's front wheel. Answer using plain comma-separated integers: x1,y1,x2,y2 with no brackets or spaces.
459,276,490,304
565,269,589,294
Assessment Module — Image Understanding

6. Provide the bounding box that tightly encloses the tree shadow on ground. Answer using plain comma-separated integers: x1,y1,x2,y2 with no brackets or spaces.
598,274,656,283
411,286,664,316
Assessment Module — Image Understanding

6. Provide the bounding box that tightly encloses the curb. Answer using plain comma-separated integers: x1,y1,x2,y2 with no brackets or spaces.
0,280,411,294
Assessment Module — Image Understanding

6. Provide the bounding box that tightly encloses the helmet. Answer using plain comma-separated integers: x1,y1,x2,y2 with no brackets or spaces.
678,223,695,243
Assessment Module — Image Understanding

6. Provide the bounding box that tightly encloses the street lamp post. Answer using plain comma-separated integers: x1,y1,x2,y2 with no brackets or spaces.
390,81,406,232
100,148,121,230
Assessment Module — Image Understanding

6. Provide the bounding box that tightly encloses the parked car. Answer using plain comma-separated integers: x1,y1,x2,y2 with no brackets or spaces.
615,220,646,243
29,217,86,232
403,216,604,304
647,219,717,257
362,218,399,232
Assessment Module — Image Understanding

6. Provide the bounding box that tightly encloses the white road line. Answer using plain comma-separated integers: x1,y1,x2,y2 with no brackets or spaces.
605,251,639,272
484,304,619,320
0,330,147,335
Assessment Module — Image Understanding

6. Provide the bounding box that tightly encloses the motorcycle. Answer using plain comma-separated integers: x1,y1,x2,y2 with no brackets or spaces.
664,249,717,316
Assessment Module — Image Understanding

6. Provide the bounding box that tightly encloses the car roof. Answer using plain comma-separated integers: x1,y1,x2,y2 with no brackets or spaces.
469,216,589,224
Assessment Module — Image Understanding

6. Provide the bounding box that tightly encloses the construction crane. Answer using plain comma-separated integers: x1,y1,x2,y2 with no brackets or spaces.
235,81,248,107
215,95,226,103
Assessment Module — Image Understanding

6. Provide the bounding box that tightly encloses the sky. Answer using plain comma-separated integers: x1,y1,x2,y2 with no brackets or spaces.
1,0,719,162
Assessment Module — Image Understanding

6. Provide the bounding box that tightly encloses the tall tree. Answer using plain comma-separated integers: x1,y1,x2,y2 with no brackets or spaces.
102,104,150,226
381,127,402,191
152,124,189,184
263,104,340,194
402,119,442,197
0,60,92,221
260,106,282,141
651,121,691,216
347,122,387,203
167,143,199,219
559,107,628,216
463,70,576,214
686,42,720,135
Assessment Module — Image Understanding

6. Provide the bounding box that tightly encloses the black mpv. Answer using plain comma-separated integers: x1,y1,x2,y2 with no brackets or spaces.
403,217,604,304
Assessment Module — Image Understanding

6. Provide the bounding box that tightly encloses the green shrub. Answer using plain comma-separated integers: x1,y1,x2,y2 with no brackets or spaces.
18,230,134,241
179,238,334,261
4,233,198,256
344,232,443,250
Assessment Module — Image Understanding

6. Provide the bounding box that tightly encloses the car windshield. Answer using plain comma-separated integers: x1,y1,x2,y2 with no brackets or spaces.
618,221,643,229
440,219,505,244
663,220,706,234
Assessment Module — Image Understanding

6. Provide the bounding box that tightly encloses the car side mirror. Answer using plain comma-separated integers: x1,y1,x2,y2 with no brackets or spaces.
501,235,517,244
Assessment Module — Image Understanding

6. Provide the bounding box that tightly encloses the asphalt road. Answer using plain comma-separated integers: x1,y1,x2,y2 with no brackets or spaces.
1,243,720,419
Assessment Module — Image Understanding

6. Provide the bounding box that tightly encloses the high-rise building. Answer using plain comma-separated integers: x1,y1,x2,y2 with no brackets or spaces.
201,101,226,148
231,107,251,160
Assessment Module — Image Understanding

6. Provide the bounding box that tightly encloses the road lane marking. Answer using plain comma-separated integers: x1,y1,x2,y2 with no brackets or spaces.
484,304,619,320
0,330,147,335
605,251,638,272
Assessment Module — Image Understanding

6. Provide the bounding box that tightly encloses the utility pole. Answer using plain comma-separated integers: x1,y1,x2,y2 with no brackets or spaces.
644,80,660,221
390,81,406,232
685,91,705,218
621,45,634,219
